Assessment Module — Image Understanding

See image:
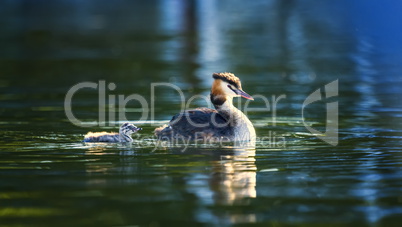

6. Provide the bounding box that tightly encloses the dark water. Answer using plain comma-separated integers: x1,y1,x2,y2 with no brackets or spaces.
1,1,402,226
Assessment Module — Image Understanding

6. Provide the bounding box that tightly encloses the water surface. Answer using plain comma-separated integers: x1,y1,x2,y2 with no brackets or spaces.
1,1,402,226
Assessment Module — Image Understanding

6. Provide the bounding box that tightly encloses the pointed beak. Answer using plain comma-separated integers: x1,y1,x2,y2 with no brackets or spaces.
235,89,254,100
129,125,142,132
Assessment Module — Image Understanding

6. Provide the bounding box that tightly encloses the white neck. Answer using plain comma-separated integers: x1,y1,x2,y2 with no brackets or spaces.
217,97,256,142
119,129,133,142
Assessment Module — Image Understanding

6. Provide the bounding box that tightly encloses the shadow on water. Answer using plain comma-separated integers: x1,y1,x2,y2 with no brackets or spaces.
1,0,402,226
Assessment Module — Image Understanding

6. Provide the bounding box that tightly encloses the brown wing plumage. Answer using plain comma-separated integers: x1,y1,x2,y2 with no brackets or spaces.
155,107,232,140
83,132,120,142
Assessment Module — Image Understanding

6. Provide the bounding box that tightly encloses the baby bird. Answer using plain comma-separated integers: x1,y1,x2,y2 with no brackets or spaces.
83,122,141,143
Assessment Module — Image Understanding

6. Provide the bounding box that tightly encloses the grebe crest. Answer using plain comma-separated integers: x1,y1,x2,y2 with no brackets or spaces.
155,72,256,143
84,122,142,143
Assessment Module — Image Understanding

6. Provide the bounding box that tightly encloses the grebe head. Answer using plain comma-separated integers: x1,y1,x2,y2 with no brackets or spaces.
211,72,253,105
119,122,142,136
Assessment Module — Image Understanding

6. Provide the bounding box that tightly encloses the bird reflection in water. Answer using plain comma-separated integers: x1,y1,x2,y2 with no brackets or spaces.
184,144,257,224
209,147,257,224
209,148,257,204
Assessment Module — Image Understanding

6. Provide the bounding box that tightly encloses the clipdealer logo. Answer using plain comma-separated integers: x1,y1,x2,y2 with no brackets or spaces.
302,80,339,146
64,79,339,146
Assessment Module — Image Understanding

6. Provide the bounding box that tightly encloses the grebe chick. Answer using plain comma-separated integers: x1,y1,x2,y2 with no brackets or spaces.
83,122,141,143
155,72,256,142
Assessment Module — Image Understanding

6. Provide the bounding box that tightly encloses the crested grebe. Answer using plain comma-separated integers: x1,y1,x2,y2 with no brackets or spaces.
155,72,256,142
83,122,141,143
